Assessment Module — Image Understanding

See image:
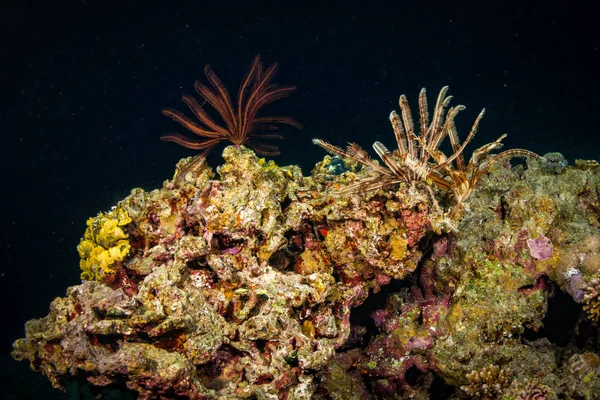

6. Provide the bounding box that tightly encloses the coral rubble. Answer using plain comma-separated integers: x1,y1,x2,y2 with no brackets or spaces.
13,145,600,399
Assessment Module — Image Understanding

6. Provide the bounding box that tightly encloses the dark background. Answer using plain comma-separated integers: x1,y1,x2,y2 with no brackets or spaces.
1,1,598,398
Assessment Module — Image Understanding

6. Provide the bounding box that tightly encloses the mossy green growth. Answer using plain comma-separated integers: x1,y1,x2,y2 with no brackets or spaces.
77,206,132,281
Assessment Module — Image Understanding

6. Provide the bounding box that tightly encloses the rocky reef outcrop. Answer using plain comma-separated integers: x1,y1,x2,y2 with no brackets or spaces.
12,146,600,399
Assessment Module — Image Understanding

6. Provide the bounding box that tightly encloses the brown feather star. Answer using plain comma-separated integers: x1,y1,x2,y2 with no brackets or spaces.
161,55,301,157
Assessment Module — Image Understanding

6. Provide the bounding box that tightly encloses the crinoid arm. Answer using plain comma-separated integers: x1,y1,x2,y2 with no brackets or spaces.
418,88,430,138
253,116,303,131
159,133,222,152
443,108,485,171
195,67,238,135
389,111,409,157
398,94,417,158
244,139,282,156
472,148,545,183
469,133,506,166
161,101,225,138
312,138,351,159
312,139,392,176
427,86,453,150
372,141,406,178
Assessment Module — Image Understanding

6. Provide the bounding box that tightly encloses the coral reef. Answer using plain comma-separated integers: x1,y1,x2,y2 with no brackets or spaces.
13,146,431,399
12,142,600,398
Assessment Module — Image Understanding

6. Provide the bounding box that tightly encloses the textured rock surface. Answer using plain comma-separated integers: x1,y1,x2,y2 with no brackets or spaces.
12,147,600,399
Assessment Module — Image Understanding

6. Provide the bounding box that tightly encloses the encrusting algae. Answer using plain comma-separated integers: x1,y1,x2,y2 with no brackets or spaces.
12,86,600,399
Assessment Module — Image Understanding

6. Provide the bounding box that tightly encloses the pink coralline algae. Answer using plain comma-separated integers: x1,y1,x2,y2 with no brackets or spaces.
527,235,554,260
